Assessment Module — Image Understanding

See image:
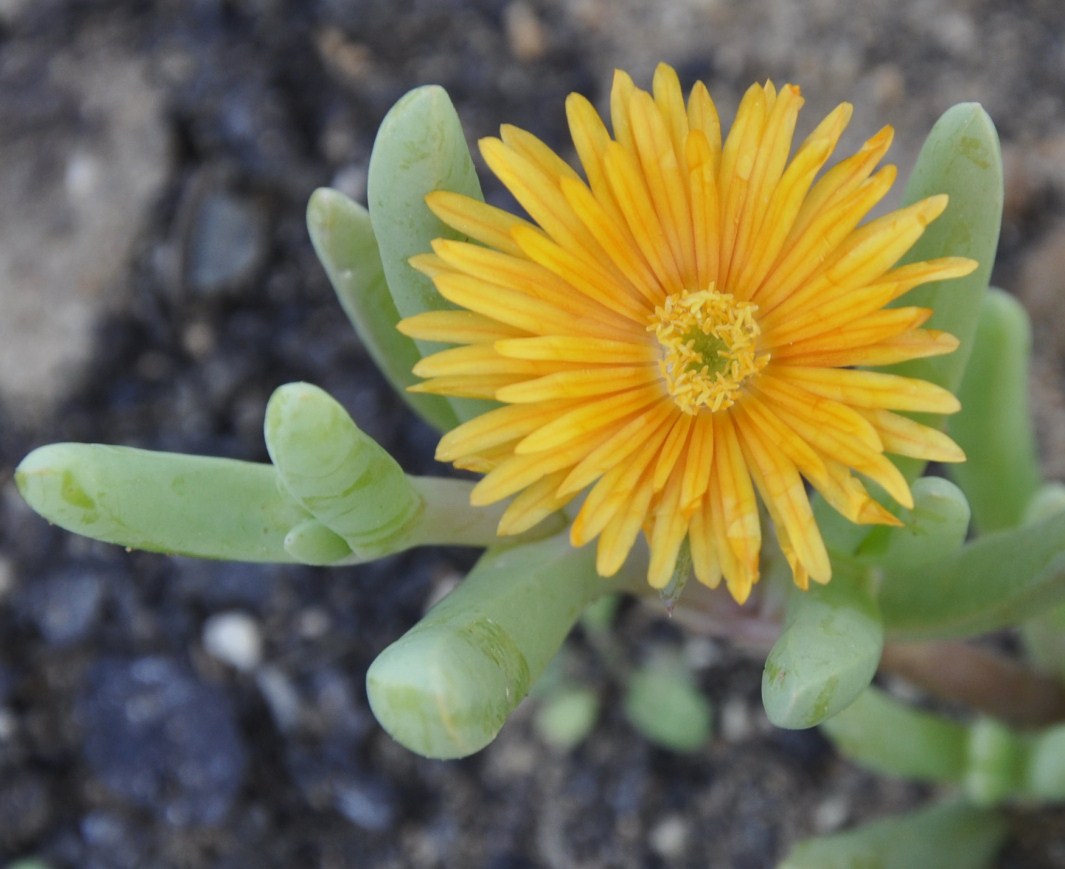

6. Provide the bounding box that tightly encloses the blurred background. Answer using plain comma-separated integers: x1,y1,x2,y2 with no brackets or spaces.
1,1,1064,866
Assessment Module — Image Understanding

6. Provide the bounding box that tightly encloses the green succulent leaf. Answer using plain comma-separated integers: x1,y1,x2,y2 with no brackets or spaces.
15,444,306,562
623,661,713,753
948,288,1041,532
781,799,1007,869
534,685,601,751
367,84,495,424
964,717,1026,807
282,517,353,565
762,575,883,729
856,476,970,571
820,687,968,782
878,508,1065,640
366,530,644,759
265,382,425,559
1022,723,1065,801
306,187,459,432
1018,486,1065,680
887,102,1003,483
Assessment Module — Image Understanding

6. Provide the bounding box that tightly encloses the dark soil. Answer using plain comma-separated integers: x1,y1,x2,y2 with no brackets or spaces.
2,2,1065,867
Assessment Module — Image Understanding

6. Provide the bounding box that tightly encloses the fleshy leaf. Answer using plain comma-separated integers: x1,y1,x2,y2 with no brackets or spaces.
887,103,1003,482
307,187,459,432
856,476,970,571
534,686,600,751
965,718,1025,807
820,687,967,782
283,518,353,565
780,799,1007,869
878,508,1065,640
948,288,1041,532
366,530,645,759
762,576,883,729
1017,485,1065,679
367,84,495,423
623,660,713,753
265,382,425,559
15,444,306,562
1023,723,1065,800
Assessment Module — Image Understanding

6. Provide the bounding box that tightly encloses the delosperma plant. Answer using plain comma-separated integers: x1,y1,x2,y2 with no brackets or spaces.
17,64,1065,864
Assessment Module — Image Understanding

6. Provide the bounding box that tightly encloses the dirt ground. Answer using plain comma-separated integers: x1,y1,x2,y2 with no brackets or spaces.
2,1,1065,866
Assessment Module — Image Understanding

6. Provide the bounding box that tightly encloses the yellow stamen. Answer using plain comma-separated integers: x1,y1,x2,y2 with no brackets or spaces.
651,288,768,415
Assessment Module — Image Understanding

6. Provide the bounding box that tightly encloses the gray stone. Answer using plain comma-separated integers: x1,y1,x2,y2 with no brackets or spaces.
79,656,247,827
22,566,105,647
0,25,169,416
183,187,267,296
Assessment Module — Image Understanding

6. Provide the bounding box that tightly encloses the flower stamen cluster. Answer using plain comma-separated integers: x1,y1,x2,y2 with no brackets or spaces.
651,288,768,415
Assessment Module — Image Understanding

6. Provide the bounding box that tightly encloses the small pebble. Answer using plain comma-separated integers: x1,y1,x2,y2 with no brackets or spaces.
256,666,303,732
184,189,266,296
0,708,16,741
203,611,263,672
79,657,247,827
21,566,105,647
504,1,548,62
649,814,690,860
334,779,397,833
813,793,850,832
720,696,753,742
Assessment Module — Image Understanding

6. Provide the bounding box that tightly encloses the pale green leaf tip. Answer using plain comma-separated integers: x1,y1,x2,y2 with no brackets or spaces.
265,382,345,476
762,584,883,729
306,187,349,238
366,623,530,760
15,444,87,524
284,518,352,565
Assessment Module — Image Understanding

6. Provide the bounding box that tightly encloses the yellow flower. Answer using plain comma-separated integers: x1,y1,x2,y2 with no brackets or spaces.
399,64,975,603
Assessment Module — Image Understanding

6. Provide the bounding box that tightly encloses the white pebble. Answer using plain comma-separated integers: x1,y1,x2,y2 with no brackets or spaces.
720,696,753,742
649,815,689,859
202,611,263,672
813,794,850,832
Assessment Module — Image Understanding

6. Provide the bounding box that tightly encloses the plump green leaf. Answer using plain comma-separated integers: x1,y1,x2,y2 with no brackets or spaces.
1018,484,1065,679
964,718,1025,806
534,686,601,751
1022,724,1065,800
306,187,459,432
367,84,494,423
265,382,425,559
948,288,1040,532
781,799,1007,869
15,444,306,562
762,576,883,729
878,508,1065,640
283,518,353,565
366,530,644,759
856,476,970,571
887,104,1003,483
821,687,967,782
623,661,713,752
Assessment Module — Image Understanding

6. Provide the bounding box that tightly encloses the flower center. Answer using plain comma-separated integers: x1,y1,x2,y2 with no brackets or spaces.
651,287,768,415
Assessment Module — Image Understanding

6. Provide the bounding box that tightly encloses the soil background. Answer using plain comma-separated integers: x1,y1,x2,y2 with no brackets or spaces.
2,1,1065,867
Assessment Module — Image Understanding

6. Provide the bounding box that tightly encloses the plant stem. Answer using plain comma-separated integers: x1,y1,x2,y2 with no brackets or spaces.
878,641,1065,728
